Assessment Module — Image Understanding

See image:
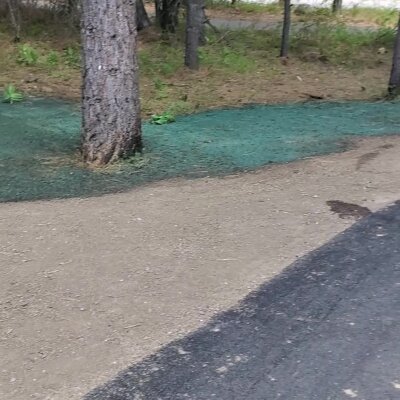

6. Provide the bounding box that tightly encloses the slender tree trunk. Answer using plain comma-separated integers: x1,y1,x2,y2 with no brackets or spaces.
155,0,163,27
63,0,77,14
62,0,80,28
81,0,142,165
280,0,291,58
332,0,342,13
136,0,151,30
199,6,207,45
6,0,21,42
185,0,204,70
388,15,400,96
155,0,181,32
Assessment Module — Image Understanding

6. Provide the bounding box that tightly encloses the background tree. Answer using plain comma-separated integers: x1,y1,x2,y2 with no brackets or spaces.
6,0,21,42
332,0,343,13
81,0,142,165
155,0,181,33
280,0,291,58
136,0,151,31
185,0,204,70
388,14,400,96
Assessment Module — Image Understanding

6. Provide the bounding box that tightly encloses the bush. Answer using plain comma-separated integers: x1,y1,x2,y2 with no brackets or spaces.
17,44,39,65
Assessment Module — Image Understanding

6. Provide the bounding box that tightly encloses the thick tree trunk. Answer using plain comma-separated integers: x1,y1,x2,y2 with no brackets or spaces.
332,0,342,13
136,0,151,30
185,0,204,69
81,0,142,165
388,15,400,96
155,0,181,32
280,0,291,58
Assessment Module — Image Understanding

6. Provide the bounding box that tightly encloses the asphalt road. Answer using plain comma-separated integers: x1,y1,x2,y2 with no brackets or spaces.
85,202,400,400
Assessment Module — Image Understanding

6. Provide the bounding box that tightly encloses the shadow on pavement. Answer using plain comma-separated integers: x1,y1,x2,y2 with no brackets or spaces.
85,202,400,400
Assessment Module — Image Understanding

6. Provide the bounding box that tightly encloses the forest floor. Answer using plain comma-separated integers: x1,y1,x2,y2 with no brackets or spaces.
0,5,396,117
2,5,400,400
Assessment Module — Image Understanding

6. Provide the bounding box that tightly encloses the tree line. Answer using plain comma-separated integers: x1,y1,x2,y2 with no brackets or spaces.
4,0,400,165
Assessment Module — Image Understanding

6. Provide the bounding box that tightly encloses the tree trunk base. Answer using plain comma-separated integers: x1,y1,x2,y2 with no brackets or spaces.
81,0,142,166
82,135,142,166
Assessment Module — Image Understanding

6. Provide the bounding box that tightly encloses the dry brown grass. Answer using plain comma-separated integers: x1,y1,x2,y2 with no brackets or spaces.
0,19,393,118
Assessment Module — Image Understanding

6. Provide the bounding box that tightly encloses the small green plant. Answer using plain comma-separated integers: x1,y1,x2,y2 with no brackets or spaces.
150,112,175,125
63,46,80,68
17,44,39,65
153,78,169,100
3,84,24,104
154,78,167,92
46,50,59,66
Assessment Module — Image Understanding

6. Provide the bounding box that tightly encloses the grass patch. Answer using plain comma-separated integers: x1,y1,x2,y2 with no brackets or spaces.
206,1,398,29
292,23,396,66
293,5,335,22
342,7,398,27
295,6,398,28
205,0,282,14
139,43,183,77
199,45,257,73
203,24,394,67
139,28,260,77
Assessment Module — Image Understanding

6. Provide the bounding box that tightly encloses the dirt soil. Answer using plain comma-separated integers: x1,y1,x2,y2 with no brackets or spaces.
0,57,389,115
1,135,400,400
0,22,391,112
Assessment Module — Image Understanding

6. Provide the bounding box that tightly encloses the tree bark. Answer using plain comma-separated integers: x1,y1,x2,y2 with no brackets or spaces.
332,0,343,13
199,7,206,46
62,0,78,14
155,0,181,32
185,0,204,69
81,0,142,165
388,15,400,96
136,0,151,31
6,0,21,42
280,0,291,58
61,0,81,28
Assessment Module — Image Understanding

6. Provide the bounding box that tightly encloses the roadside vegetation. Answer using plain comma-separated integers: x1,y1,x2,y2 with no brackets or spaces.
0,2,396,118
206,0,399,27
